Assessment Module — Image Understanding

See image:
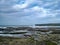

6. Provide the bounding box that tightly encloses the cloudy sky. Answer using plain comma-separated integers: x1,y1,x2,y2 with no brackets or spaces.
0,0,60,25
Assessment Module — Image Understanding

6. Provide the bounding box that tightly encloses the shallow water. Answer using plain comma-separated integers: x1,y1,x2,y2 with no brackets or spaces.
0,26,60,38
0,29,35,38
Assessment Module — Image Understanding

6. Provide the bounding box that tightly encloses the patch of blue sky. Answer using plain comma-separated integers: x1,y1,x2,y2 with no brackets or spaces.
27,3,38,8
16,0,25,4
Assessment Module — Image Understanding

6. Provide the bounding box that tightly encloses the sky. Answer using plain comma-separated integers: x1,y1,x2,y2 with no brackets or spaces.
0,0,60,25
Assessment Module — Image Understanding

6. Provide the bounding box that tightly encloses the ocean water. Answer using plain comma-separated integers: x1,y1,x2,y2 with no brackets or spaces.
0,25,60,38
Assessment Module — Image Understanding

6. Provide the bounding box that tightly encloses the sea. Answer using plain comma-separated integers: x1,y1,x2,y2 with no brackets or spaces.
0,25,60,38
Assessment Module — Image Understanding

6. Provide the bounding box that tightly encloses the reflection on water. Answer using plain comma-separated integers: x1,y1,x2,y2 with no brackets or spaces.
0,26,60,38
0,34,24,38
0,30,53,38
0,29,35,38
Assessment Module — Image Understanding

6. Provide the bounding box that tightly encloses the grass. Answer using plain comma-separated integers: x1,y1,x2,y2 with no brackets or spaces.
0,34,60,45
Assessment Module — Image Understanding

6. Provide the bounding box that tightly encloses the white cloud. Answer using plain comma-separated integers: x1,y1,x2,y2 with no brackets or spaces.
0,0,60,25
13,3,28,10
12,0,37,10
23,6,59,18
11,0,60,18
